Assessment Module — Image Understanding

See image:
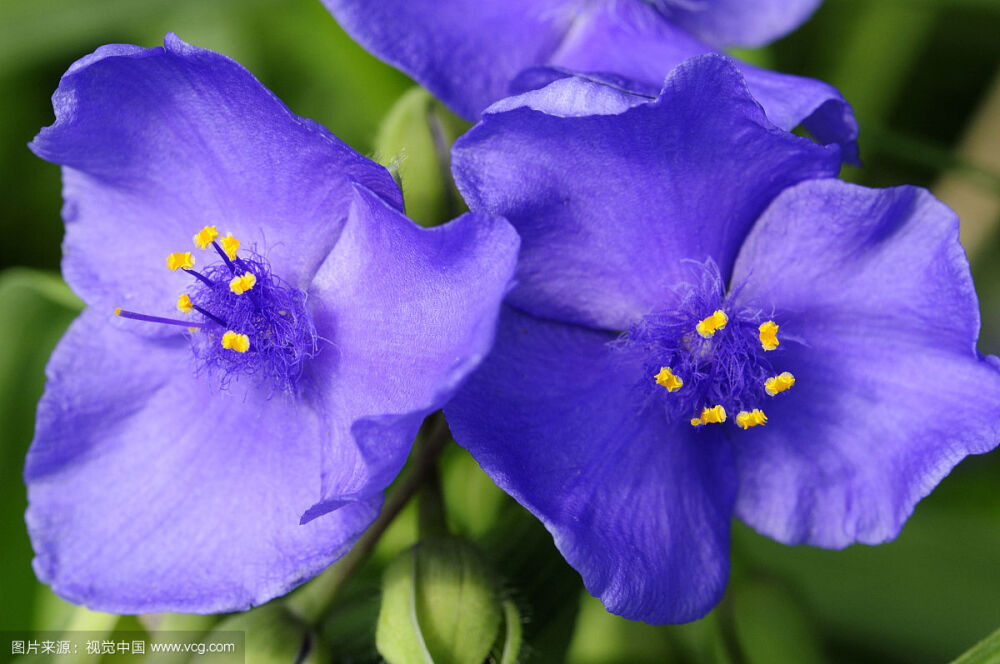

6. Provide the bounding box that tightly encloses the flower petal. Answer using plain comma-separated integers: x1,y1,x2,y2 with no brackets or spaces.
445,307,736,623
30,34,402,322
25,310,381,613
301,186,519,518
664,0,823,48
452,55,840,331
322,1,856,159
730,180,1000,547
321,0,575,120
550,4,859,162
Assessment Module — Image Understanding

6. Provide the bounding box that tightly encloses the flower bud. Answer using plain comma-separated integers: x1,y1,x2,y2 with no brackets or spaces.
374,87,469,227
376,537,519,664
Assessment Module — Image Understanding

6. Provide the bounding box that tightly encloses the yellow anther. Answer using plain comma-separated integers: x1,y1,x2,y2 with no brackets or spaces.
736,409,768,430
177,293,193,314
114,307,122,316
690,418,704,427
221,330,250,353
699,405,727,424
696,310,728,339
759,320,779,351
193,225,220,249
764,372,796,396
220,233,239,260
654,366,683,392
229,272,257,295
188,327,199,332
166,252,195,271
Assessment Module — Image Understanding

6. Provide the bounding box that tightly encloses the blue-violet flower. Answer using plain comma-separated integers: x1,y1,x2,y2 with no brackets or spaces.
322,0,858,162
443,55,1000,623
25,34,519,613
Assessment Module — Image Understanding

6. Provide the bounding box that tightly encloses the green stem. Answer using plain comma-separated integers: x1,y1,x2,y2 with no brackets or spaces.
286,413,452,625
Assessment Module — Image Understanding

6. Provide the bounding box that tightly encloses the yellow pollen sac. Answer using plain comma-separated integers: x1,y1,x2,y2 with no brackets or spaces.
654,366,683,392
177,293,193,314
166,252,195,271
699,405,727,424
221,330,250,353
764,371,796,396
193,225,220,249
696,310,728,339
229,272,257,295
759,320,779,351
736,409,768,430
114,307,122,316
220,233,240,260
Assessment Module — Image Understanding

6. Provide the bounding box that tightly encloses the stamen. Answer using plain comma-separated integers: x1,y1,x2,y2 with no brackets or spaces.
764,372,795,396
166,252,195,271
736,409,768,430
229,272,257,295
191,304,227,327
177,293,193,314
219,233,240,261
221,330,250,353
696,310,728,339
183,267,215,287
115,307,208,329
759,320,779,351
193,225,220,249
211,240,236,272
654,366,683,392
698,405,726,425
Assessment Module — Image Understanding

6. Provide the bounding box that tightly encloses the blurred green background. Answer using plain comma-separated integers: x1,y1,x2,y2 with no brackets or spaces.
2,0,1000,662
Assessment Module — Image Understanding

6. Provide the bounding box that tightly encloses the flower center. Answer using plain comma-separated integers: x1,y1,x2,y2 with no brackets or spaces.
114,225,317,392
614,261,795,431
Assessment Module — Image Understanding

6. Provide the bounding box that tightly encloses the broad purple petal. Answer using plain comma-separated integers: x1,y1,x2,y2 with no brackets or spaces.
550,4,859,162
453,55,840,331
322,1,856,158
445,307,735,623
730,180,1000,547
663,0,823,48
25,310,381,613
30,34,402,323
301,186,519,518
322,0,575,120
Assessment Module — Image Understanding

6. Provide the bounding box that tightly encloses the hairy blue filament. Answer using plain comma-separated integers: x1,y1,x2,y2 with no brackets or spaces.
613,260,778,425
187,249,318,393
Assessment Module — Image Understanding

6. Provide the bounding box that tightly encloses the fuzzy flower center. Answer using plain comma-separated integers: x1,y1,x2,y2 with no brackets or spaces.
615,261,795,431
115,225,317,392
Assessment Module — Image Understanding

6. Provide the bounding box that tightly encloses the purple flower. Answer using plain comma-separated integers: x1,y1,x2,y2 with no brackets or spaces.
25,34,519,613
322,0,859,162
443,55,1000,623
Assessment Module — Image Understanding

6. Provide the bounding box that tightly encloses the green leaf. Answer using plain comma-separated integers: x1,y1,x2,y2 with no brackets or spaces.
949,625,1000,664
374,87,470,227
376,537,503,664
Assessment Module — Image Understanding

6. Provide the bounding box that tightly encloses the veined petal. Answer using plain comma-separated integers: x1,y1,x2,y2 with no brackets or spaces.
550,4,859,162
445,307,736,623
301,186,519,519
452,55,840,331
663,0,823,49
322,1,857,159
730,180,1000,547
25,310,381,613
30,34,402,323
322,0,575,120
